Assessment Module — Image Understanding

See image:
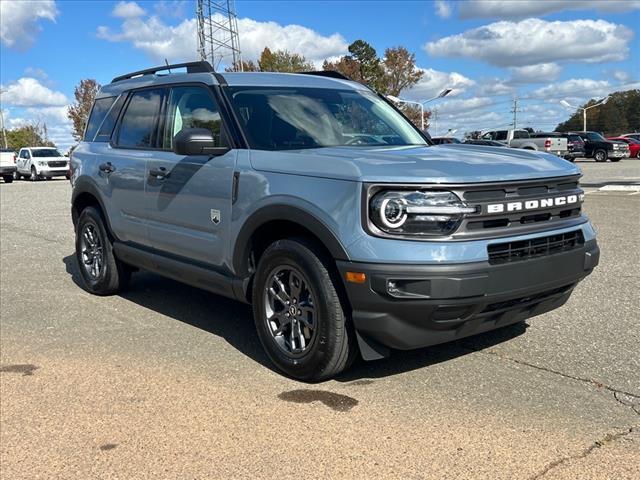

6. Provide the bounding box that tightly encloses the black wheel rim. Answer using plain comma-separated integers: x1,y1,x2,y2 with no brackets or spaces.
80,223,104,280
263,266,317,357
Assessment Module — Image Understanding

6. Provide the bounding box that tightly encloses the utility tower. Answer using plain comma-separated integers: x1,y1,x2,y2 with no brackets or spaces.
510,96,522,129
196,0,243,71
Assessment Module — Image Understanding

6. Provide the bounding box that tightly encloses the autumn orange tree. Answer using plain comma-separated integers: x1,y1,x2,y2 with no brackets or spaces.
67,79,100,141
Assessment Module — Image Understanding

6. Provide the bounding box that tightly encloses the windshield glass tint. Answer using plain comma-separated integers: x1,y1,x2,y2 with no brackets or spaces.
227,87,426,150
31,149,62,157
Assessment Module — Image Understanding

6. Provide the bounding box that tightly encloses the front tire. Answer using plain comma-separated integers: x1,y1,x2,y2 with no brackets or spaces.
252,238,356,381
30,166,40,181
75,206,130,295
594,149,607,162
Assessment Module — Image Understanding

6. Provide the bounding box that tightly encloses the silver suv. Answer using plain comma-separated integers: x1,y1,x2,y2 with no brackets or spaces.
71,62,599,381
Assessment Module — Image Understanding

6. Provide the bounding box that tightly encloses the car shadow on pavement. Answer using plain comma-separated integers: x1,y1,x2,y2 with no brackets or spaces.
63,254,528,381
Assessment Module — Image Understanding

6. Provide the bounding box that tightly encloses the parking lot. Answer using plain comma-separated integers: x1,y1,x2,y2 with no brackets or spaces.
1,158,638,479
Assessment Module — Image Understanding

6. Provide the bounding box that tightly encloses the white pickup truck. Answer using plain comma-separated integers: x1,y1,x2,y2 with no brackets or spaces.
0,148,17,183
481,129,569,157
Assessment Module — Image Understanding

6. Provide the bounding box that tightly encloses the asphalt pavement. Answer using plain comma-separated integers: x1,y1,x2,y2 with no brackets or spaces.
1,160,638,479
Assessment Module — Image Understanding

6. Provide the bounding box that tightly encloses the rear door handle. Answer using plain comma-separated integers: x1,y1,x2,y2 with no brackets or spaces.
149,166,169,179
99,162,115,173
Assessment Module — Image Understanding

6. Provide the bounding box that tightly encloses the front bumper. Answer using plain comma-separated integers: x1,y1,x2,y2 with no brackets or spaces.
338,239,599,358
37,167,68,177
609,150,626,158
0,166,17,174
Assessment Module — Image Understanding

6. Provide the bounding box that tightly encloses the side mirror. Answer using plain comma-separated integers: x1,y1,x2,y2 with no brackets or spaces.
172,128,229,156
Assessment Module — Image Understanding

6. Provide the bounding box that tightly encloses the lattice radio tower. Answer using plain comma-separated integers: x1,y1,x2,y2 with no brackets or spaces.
197,0,243,71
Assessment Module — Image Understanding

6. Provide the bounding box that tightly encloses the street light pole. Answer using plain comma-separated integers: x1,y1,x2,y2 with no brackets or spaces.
560,97,609,131
387,88,452,132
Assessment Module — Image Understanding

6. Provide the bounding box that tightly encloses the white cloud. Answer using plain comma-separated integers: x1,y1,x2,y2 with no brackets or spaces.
529,78,613,103
0,77,68,107
509,63,562,83
403,68,474,101
112,1,146,18
424,19,633,68
458,0,640,19
0,0,58,50
612,70,632,84
435,0,452,18
431,96,495,115
476,79,514,96
97,13,348,67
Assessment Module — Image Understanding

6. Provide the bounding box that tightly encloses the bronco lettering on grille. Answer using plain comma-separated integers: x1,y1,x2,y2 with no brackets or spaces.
486,194,584,214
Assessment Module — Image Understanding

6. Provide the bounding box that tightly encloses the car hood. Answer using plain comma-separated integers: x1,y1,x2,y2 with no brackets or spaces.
249,144,580,183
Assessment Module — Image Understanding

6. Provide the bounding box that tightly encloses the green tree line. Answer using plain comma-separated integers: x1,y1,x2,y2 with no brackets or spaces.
555,89,640,135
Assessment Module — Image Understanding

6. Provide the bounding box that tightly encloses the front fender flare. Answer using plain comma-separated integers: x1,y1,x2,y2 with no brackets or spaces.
232,203,350,277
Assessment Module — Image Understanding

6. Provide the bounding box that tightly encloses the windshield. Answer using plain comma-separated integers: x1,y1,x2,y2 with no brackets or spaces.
31,149,62,157
227,87,426,150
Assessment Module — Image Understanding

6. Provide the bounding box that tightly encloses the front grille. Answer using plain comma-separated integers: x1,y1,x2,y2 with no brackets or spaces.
450,175,585,239
48,160,66,167
487,230,584,265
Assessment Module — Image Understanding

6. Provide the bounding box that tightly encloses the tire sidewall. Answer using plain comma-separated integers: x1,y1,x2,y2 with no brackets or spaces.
252,240,345,380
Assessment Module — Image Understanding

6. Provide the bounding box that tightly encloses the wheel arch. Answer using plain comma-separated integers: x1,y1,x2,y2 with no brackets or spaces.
233,205,350,279
71,179,116,238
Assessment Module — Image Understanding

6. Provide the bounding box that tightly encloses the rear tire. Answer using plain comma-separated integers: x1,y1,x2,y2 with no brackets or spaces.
594,149,607,162
75,206,130,295
13,171,21,181
2,175,13,183
252,238,356,382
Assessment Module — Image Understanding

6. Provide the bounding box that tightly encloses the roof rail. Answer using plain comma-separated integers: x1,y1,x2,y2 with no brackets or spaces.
111,61,214,84
297,70,352,81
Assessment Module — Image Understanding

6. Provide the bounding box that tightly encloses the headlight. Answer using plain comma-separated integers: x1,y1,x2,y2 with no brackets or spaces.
369,190,476,237
38,161,48,166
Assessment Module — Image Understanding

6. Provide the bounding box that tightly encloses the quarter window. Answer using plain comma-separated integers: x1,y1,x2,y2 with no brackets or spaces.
163,86,225,149
117,89,164,148
85,97,117,141
95,95,126,142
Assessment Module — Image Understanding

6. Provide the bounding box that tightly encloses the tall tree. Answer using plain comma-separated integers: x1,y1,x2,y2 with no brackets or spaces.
67,79,100,141
257,47,314,73
381,47,423,97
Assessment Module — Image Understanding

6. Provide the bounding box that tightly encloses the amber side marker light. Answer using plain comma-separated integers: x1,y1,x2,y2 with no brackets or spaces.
345,272,367,284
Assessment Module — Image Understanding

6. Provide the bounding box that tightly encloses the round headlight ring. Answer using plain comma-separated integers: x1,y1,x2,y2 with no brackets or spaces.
379,197,408,229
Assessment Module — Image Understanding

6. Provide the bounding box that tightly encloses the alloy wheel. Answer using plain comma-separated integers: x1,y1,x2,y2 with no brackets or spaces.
263,266,316,357
80,223,104,280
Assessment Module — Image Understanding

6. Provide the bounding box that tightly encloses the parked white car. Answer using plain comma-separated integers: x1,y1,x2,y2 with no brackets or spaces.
0,148,17,183
15,147,69,181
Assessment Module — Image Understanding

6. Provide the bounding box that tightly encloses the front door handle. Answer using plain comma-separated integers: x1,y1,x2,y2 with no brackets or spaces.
99,162,115,173
149,166,169,179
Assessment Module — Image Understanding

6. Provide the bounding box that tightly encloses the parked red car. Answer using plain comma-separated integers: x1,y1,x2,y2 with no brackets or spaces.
607,136,640,158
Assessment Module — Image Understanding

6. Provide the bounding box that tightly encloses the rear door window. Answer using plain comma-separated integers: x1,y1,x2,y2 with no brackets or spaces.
116,89,164,149
495,130,508,141
85,97,117,141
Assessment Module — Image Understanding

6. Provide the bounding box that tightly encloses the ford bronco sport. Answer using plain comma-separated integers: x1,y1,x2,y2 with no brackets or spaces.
70,62,599,381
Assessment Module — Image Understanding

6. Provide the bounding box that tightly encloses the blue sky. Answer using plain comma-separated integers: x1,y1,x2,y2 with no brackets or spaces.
1,0,639,149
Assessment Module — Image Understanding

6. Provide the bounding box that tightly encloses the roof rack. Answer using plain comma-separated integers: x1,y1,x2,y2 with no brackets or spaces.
111,61,214,84
297,71,352,81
